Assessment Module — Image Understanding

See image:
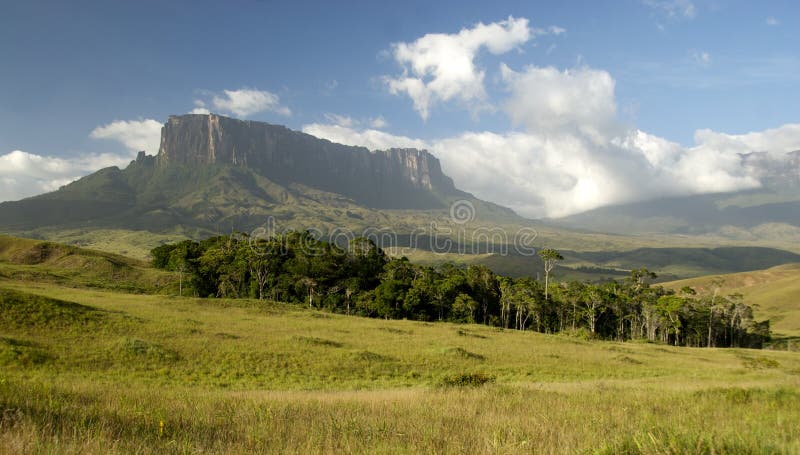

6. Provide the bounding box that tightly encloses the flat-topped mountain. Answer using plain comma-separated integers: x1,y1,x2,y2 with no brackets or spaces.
156,114,461,207
0,114,516,233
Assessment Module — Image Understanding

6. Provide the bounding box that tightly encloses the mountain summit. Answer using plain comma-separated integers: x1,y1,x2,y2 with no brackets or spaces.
0,114,514,233
155,114,461,208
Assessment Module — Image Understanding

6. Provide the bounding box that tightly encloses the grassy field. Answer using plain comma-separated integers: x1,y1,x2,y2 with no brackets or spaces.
2,275,800,453
664,263,800,339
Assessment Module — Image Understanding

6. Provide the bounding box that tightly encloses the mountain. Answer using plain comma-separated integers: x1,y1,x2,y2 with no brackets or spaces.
4,114,800,281
548,150,800,242
0,114,517,233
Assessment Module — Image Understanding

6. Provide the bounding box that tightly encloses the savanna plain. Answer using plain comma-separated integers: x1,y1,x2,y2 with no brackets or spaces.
1,236,799,454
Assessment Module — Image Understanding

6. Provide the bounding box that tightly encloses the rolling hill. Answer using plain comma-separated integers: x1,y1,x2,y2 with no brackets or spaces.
2,275,800,452
663,263,800,338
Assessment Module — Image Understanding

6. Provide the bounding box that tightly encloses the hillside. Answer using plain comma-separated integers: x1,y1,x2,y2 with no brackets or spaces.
2,280,800,452
0,234,175,293
663,263,800,338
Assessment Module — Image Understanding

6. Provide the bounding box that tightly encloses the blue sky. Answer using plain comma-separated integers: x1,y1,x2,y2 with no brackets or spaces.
1,0,799,216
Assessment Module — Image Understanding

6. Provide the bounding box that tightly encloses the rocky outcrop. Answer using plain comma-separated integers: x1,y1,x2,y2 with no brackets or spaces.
154,114,459,208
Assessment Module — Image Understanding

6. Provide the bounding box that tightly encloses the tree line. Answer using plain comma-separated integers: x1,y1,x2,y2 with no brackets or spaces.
151,232,770,348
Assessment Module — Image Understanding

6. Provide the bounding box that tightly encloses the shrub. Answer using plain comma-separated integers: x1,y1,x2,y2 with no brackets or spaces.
439,372,495,387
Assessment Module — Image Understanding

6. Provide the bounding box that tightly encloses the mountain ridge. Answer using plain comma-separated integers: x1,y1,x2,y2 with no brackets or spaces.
0,114,519,233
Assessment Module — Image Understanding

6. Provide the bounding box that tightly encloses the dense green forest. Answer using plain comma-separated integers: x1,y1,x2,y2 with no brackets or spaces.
152,232,770,348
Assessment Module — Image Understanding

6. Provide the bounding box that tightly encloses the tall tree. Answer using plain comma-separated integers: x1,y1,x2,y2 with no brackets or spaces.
538,248,563,302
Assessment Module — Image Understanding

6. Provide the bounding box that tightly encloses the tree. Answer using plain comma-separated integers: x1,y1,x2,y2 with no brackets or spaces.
538,248,563,302
703,277,725,347
656,295,686,345
582,285,608,335
466,265,499,325
299,277,318,308
452,293,478,323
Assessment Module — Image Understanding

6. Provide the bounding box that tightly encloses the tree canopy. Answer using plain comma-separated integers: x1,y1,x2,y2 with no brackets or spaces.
152,232,770,349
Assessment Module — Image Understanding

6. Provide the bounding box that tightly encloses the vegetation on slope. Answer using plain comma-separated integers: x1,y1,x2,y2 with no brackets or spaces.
0,282,799,453
152,232,771,348
664,263,800,341
0,235,175,293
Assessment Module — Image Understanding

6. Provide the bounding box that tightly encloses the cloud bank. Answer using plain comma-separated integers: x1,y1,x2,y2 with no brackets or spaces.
89,119,162,153
305,17,800,218
0,149,135,202
210,88,291,118
1,118,160,202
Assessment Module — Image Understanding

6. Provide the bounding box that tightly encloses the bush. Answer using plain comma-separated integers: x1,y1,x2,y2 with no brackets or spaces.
438,372,495,387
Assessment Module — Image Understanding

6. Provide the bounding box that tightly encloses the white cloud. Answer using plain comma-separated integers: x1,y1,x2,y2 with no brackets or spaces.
280,20,800,218
690,49,712,66
190,99,211,115
323,113,355,128
304,119,787,218
210,88,291,117
541,25,566,35
370,115,389,129
306,53,800,218
0,149,134,202
500,64,620,144
302,123,429,151
766,16,779,26
384,16,549,119
89,119,162,153
643,0,697,19
314,113,390,131
693,124,800,158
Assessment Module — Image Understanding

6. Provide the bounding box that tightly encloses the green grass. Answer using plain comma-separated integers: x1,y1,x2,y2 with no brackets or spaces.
0,234,176,293
1,276,800,453
664,263,800,338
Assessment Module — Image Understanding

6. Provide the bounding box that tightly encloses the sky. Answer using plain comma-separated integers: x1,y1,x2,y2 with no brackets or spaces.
1,0,799,217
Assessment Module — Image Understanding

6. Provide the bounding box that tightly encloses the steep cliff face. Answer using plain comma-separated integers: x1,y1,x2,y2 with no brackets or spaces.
155,114,459,208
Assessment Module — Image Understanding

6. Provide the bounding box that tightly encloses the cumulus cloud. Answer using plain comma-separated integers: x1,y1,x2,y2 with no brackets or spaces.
766,16,779,26
316,16,800,217
500,64,620,144
302,123,429,151
3,117,163,202
0,149,134,202
211,88,291,117
303,117,788,218
693,124,800,157
305,47,800,219
384,16,564,119
190,99,211,115
89,119,162,153
370,115,389,129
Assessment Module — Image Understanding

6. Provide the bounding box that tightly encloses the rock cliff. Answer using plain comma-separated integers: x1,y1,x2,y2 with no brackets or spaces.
155,114,459,208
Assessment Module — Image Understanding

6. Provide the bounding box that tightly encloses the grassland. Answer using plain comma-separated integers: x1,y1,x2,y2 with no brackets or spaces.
2,275,800,453
664,263,800,339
